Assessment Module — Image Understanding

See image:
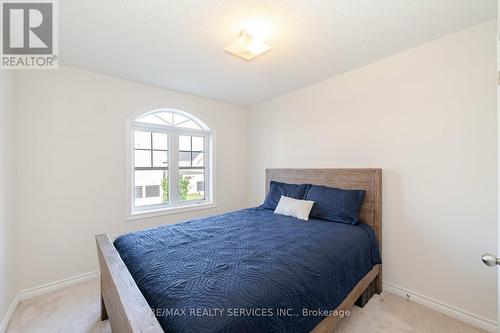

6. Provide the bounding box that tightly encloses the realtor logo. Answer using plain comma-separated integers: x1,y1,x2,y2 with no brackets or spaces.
1,0,58,69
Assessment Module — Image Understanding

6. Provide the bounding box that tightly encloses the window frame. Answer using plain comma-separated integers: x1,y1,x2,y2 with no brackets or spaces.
126,109,214,220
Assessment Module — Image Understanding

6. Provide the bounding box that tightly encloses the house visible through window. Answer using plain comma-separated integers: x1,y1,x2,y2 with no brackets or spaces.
129,109,212,216
179,135,205,201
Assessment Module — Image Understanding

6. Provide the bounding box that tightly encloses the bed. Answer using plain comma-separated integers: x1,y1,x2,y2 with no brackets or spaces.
96,168,382,333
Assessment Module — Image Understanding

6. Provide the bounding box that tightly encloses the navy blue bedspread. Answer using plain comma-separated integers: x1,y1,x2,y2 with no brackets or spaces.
114,208,381,333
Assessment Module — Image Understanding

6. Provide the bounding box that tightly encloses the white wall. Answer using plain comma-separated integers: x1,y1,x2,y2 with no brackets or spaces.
0,71,17,322
248,20,497,323
16,66,248,290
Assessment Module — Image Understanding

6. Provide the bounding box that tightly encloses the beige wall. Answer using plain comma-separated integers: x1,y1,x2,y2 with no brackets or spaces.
0,71,17,323
248,21,497,322
16,66,248,290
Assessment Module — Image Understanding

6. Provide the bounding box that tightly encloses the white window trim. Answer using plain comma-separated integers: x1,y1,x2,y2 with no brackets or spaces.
125,108,216,221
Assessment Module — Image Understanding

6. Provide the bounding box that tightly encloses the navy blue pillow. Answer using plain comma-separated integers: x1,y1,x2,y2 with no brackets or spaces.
305,185,365,225
261,181,311,210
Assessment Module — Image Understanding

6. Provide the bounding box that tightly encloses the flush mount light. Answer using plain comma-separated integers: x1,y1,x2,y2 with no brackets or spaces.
224,31,272,61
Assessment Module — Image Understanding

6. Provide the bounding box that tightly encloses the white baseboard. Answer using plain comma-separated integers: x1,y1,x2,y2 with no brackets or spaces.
19,270,99,301
383,281,498,333
0,294,20,333
0,271,99,332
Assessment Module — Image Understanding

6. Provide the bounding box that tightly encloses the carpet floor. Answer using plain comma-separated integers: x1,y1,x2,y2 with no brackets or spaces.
6,279,486,333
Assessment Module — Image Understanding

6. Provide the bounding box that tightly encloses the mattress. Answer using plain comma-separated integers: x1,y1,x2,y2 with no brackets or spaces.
114,207,381,333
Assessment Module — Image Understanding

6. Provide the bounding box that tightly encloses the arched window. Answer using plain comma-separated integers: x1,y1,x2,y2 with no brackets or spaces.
127,109,213,217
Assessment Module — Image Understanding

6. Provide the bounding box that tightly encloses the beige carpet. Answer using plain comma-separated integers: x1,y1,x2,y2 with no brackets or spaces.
6,279,486,333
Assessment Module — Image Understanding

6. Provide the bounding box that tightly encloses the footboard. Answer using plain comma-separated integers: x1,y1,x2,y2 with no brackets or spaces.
96,233,163,333
310,264,380,333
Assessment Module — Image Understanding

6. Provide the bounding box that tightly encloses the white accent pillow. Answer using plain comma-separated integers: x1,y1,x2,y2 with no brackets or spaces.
274,195,315,221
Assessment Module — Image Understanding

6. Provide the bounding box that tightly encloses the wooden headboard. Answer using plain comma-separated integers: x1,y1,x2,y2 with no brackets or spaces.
265,168,382,258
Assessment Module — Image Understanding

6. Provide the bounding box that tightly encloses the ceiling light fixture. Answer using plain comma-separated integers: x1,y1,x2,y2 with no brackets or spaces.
224,31,272,61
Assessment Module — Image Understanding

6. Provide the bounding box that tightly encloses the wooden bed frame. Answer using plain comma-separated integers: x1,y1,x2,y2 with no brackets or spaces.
96,168,382,333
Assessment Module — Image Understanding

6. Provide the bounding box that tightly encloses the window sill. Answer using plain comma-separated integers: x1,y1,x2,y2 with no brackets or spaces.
126,202,216,222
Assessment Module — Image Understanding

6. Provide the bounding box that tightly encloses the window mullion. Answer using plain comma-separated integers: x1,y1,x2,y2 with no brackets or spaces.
170,133,180,204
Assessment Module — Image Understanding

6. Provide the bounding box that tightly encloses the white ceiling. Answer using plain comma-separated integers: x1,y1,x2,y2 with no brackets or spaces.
59,0,496,107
